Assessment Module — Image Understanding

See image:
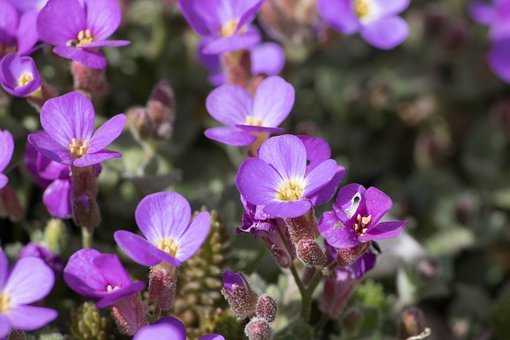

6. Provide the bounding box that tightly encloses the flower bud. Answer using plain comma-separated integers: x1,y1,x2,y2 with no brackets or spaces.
399,307,428,339
285,212,318,245
148,262,177,311
244,317,272,340
71,166,101,231
296,238,326,267
111,294,147,336
71,61,109,98
221,271,258,320
45,218,68,254
146,80,175,140
255,295,277,322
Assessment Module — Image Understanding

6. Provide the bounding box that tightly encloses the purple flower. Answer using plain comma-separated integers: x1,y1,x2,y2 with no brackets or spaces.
179,0,264,54
114,192,212,267
489,38,510,82
28,91,126,168
205,76,294,146
8,0,48,12
19,243,64,273
317,0,410,49
134,316,224,340
0,248,57,338
0,0,39,56
37,0,129,69
319,183,406,249
0,130,14,190
25,143,72,218
236,134,338,218
63,248,144,308
470,0,510,40
0,53,41,97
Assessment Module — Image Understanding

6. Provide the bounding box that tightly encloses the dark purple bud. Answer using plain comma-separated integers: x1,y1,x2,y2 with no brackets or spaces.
244,317,272,340
296,238,326,267
149,262,177,311
255,295,277,323
221,271,258,320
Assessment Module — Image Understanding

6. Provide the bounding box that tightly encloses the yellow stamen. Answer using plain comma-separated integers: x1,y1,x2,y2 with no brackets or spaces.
0,293,11,313
67,29,94,47
354,0,370,19
68,138,88,158
157,238,179,257
276,179,305,202
17,72,34,88
244,116,263,126
221,20,239,37
353,214,372,235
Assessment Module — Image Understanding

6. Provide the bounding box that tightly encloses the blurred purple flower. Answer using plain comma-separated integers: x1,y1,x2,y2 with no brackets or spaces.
489,37,510,82
25,143,72,219
37,0,129,69
19,243,64,273
63,248,144,308
28,91,126,168
134,316,224,340
205,76,294,146
319,184,406,249
317,0,410,49
0,248,57,338
0,53,41,97
0,130,14,190
236,134,338,218
114,192,211,267
0,0,40,56
179,0,264,54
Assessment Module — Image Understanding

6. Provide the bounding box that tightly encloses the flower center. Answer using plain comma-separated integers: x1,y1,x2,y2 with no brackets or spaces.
221,20,239,37
0,293,11,313
68,138,89,158
353,214,371,235
106,284,119,292
354,0,371,19
157,238,179,257
276,179,305,201
67,29,94,47
244,116,263,126
17,72,34,88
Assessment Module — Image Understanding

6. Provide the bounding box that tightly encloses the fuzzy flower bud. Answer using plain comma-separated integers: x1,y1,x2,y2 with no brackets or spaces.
244,317,272,340
333,243,370,267
255,295,277,323
71,61,109,98
111,294,147,336
285,212,318,245
71,166,101,231
221,271,258,320
149,262,177,311
296,238,326,267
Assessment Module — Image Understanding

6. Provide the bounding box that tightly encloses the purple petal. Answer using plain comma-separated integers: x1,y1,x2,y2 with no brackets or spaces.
303,159,338,197
206,84,253,126
204,127,256,146
0,53,41,97
96,281,145,308
251,42,285,76
92,253,131,288
317,0,360,34
373,0,410,17
258,135,306,179
0,174,7,190
489,39,510,83
200,334,225,340
85,39,130,48
43,179,72,218
27,131,73,166
178,0,220,36
264,200,312,218
3,257,54,305
63,248,106,297
236,0,265,28
134,316,186,340
359,220,406,242
202,28,260,54
83,0,122,41
223,271,246,291
0,0,19,41
361,16,409,50
0,249,8,289
252,76,294,127
175,211,211,262
37,0,85,46
114,230,169,266
0,130,14,172
319,211,359,248
365,186,392,224
309,165,347,206
72,150,121,167
0,315,11,339
235,125,284,135
6,306,57,331
17,10,39,55
299,135,331,171
469,1,495,25
7,0,48,12
88,114,126,153
52,46,107,69
350,251,376,279
135,192,192,242
333,184,366,224
236,158,281,206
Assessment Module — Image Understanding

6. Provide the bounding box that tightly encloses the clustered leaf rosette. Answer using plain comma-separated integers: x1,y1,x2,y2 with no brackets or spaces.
319,183,406,257
0,0,40,56
114,192,212,268
0,248,57,338
63,249,145,308
470,0,510,82
0,53,41,97
179,0,264,55
318,0,411,50
134,316,224,340
0,130,14,190
206,76,294,146
28,91,126,168
236,134,339,218
37,0,129,69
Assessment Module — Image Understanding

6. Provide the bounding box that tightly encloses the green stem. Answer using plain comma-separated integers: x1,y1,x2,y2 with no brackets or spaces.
81,227,93,248
301,270,324,322
289,262,306,297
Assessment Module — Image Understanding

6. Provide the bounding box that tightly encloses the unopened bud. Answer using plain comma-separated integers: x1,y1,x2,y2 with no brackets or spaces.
146,80,175,140
255,295,277,322
71,166,101,231
296,238,326,267
285,212,318,245
245,317,272,340
111,294,147,336
45,218,68,254
334,243,370,267
221,271,258,320
148,262,177,311
399,307,427,339
71,61,109,98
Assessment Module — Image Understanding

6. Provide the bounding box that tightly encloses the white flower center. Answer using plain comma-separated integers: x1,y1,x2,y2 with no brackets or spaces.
276,178,306,201
244,116,263,126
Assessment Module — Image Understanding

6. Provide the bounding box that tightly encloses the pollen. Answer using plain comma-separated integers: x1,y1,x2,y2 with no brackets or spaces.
17,72,34,88
157,238,179,257
276,179,305,202
245,116,263,126
354,0,370,19
221,20,239,37
68,138,88,158
0,293,11,313
67,29,94,47
353,214,372,235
